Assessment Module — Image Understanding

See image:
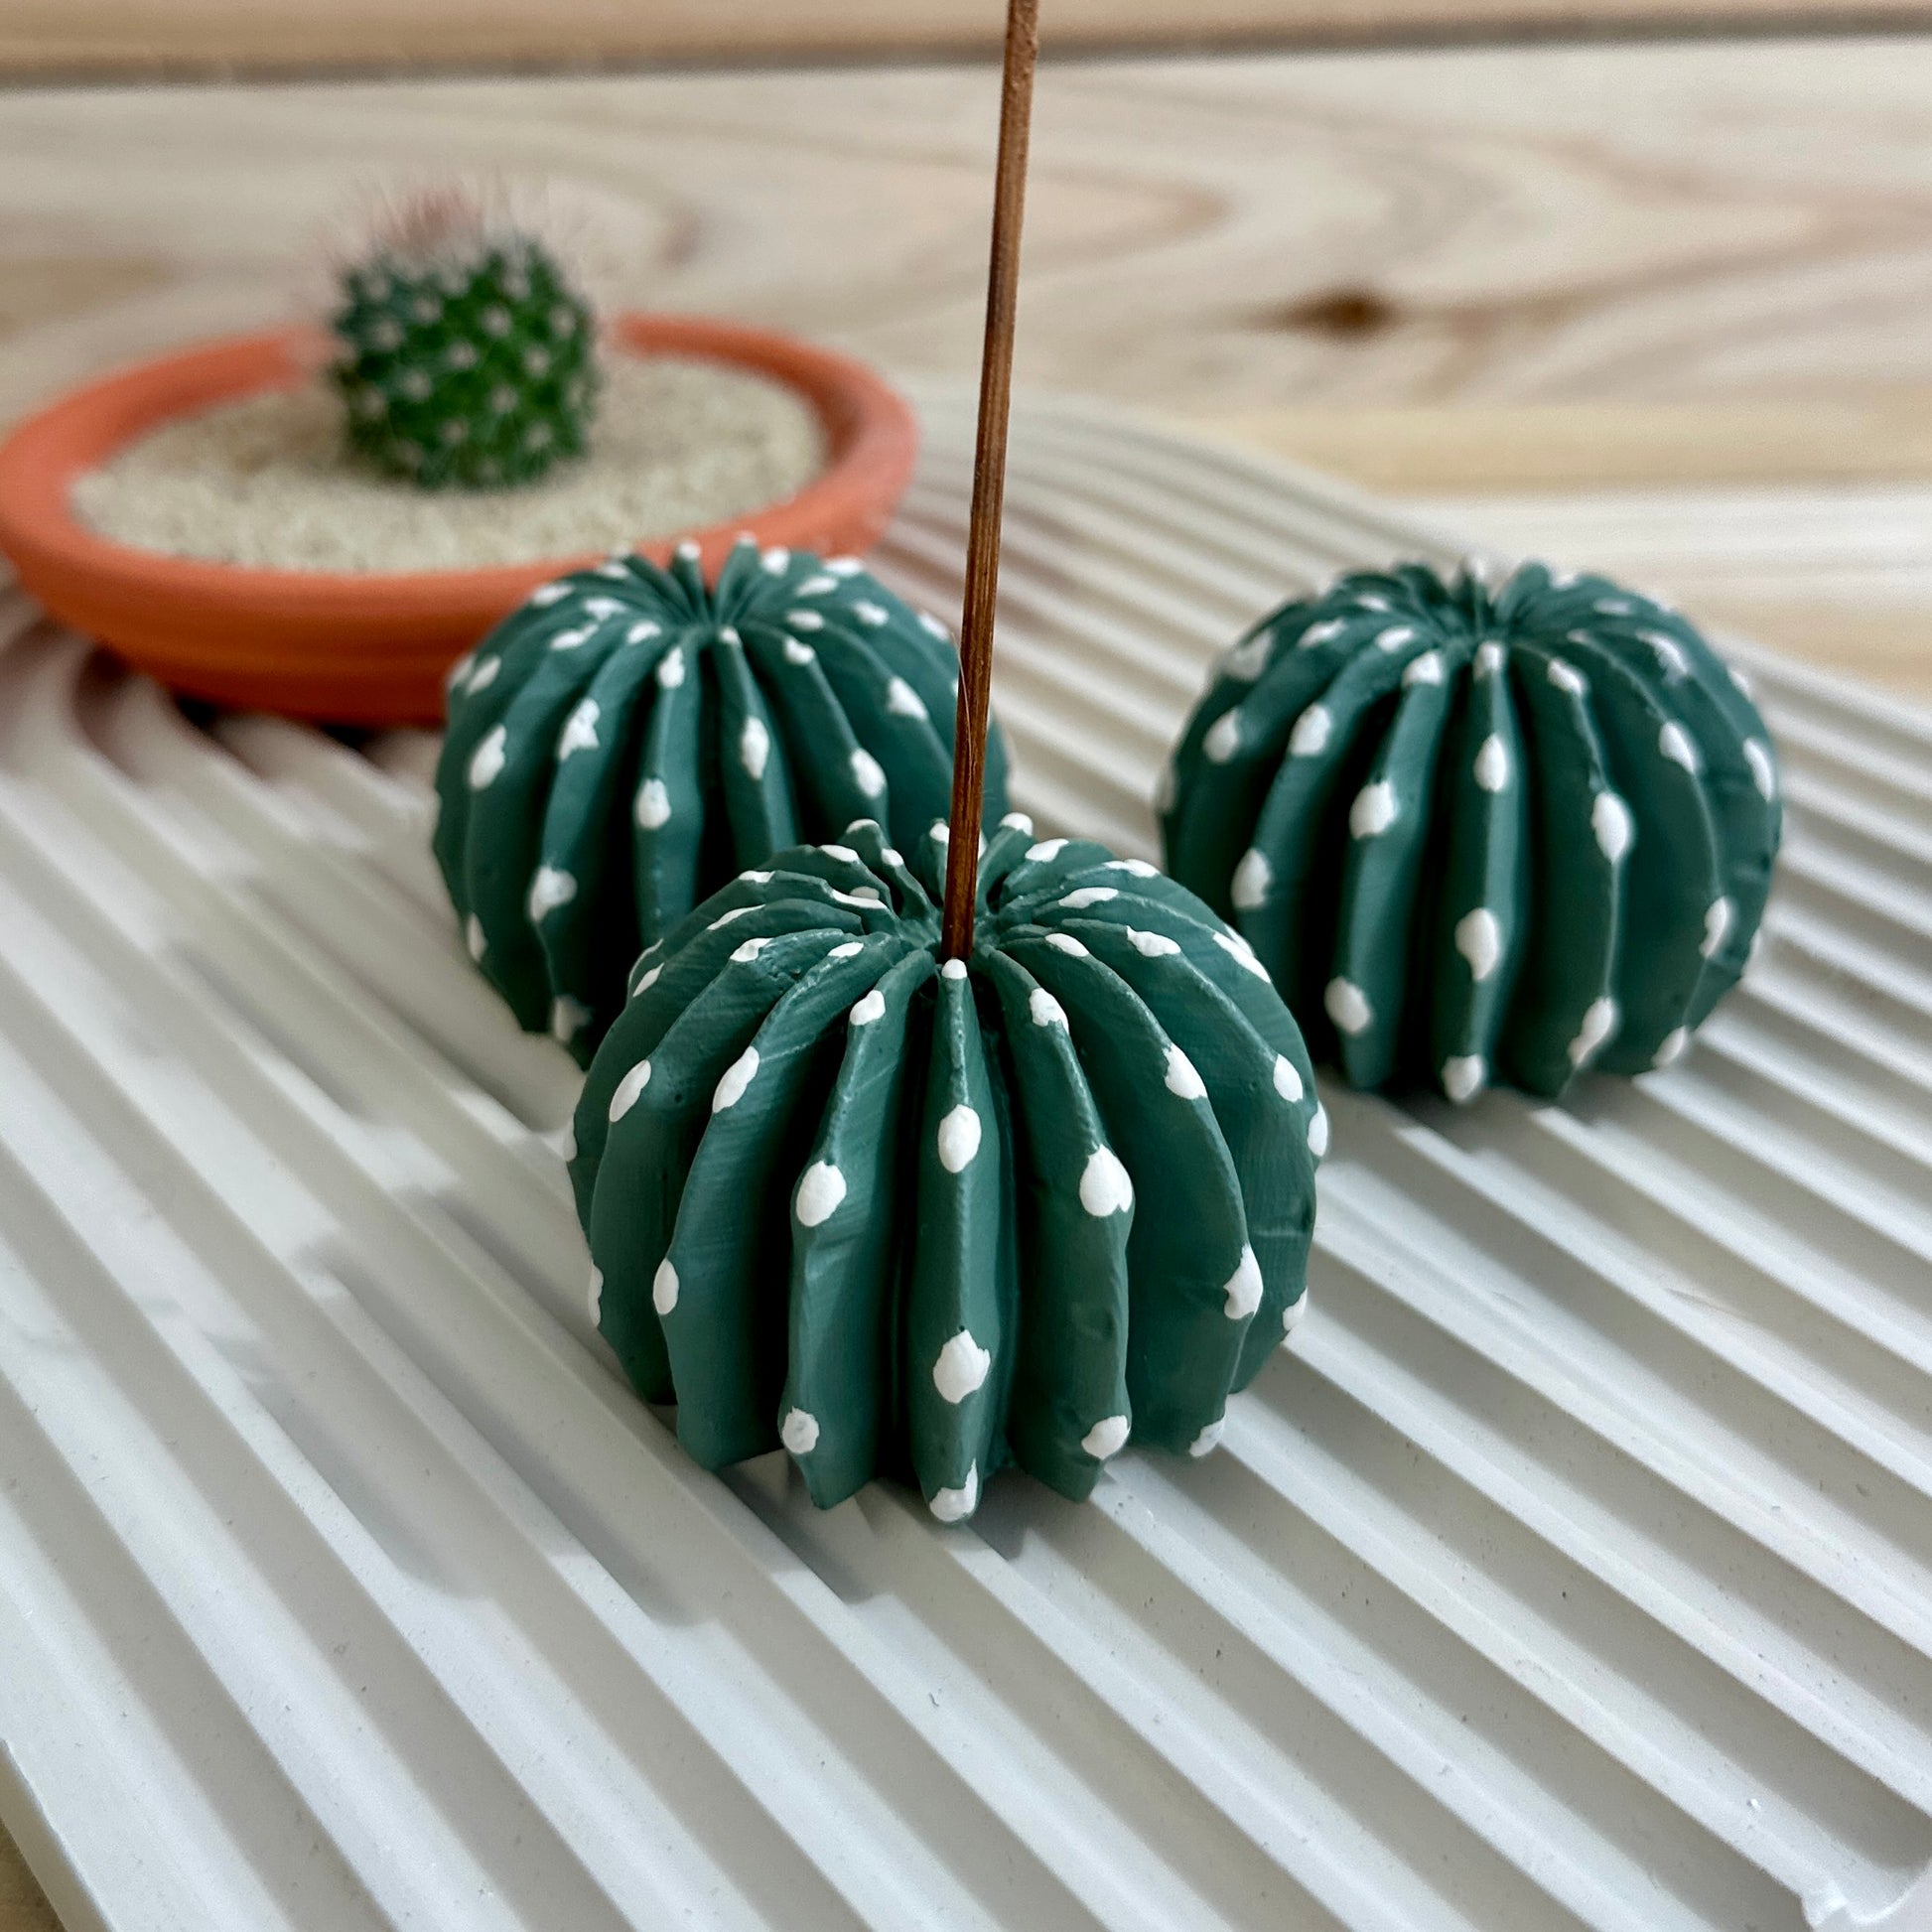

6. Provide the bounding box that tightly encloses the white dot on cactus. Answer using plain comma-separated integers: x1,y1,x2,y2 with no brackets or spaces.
1027,838,1068,864
1375,625,1417,653
1442,1054,1487,1103
850,989,887,1027
1641,629,1690,679
1300,617,1346,647
409,295,441,323
468,723,507,788
1282,1292,1310,1338
1455,907,1503,982
788,610,826,632
1058,887,1118,909
1273,1054,1304,1102
1591,791,1633,863
1594,597,1634,616
941,959,969,982
850,749,888,798
793,1162,847,1230
1165,1044,1207,1100
1289,705,1332,757
1045,932,1088,957
1325,977,1372,1035
530,581,569,606
709,906,752,928
652,1258,679,1314
608,1057,653,1124
713,1047,759,1112
367,318,403,350
1030,988,1067,1029
739,869,773,885
730,937,769,965
1079,1146,1134,1217
1349,780,1398,839
918,612,952,640
587,1264,603,1323
798,574,837,597
1568,996,1619,1067
821,843,860,866
826,557,864,576
1702,897,1734,959
1659,721,1702,773
635,779,672,829
783,637,816,665
1743,737,1776,799
882,847,903,867
1654,1027,1691,1068
1202,712,1242,762
1475,640,1506,677
1308,1106,1330,1158
522,345,551,377
557,698,601,758
398,370,432,401
1126,927,1180,957
481,305,510,337
937,1104,982,1173
1473,734,1509,792
440,420,467,445
524,421,554,450
1403,649,1446,687
445,340,479,370
625,621,661,645
853,601,890,626
657,647,686,689
761,546,790,574
549,305,578,338
740,717,769,780
550,996,590,1043
1223,1245,1263,1319
1224,632,1272,680
885,677,927,720
1547,658,1587,696
929,1463,979,1523
1230,848,1272,909
780,1408,821,1454
465,914,486,961
1082,1415,1130,1460
1106,859,1159,877
1214,929,1272,981
353,385,386,420
488,383,517,414
932,1328,992,1403
675,540,700,562
1188,1418,1225,1457
477,458,501,483
633,964,661,997
526,865,577,921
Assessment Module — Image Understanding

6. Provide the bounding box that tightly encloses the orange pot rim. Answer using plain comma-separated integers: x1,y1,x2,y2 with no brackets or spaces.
0,315,919,641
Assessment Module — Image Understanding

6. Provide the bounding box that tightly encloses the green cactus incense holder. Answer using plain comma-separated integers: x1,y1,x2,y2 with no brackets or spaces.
331,218,597,490
569,818,1322,1513
434,538,1011,1061
1162,560,1782,1103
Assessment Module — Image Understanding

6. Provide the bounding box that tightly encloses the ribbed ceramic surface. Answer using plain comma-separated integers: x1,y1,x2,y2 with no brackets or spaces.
3,389,1931,1932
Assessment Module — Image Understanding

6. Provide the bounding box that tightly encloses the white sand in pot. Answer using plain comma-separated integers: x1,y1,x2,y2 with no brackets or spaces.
72,354,829,573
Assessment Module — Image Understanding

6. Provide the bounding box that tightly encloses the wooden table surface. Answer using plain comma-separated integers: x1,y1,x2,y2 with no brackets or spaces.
3,28,1931,1926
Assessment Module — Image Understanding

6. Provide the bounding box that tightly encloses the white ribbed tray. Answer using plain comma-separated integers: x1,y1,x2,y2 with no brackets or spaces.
4,387,1932,1932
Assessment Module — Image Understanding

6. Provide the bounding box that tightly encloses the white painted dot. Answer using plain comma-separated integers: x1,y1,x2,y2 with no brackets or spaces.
635,778,672,829
1592,792,1633,864
1403,649,1445,687
1547,658,1587,697
1273,1054,1304,1102
1702,897,1733,959
1654,1027,1691,1067
781,1408,820,1454
853,601,891,627
1223,1245,1263,1320
1568,996,1619,1067
465,913,486,961
739,869,773,885
761,546,790,574
937,1104,982,1173
731,937,769,964
851,989,887,1026
625,621,661,645
1325,978,1372,1035
1282,1291,1310,1336
1301,617,1347,646
1442,1054,1486,1103
928,821,950,848
1659,721,1702,773
527,866,577,920
1729,663,1756,700
794,1162,847,1227
588,1265,604,1323
633,964,662,996
1454,907,1502,982
1214,930,1272,981
446,650,476,693
1224,632,1273,680
1079,1146,1134,1217
831,888,883,908
713,1047,759,1111
467,655,500,695
1106,859,1160,877
1058,887,1119,909
1375,625,1417,653
1473,734,1509,792
788,610,826,632
468,724,508,789
1231,848,1272,909
1308,1106,1330,1158
559,1119,576,1163
1642,629,1690,679
929,1463,980,1523
783,636,816,665
1744,738,1776,800
884,676,928,721
1349,780,1398,838
850,749,888,798
675,540,701,562
652,1258,678,1314
1001,811,1035,834
550,995,591,1043
1475,640,1506,678
530,581,570,607
1289,705,1332,758
1127,927,1181,957
826,557,864,576
546,625,594,653
1594,597,1633,616
882,848,904,868
1030,988,1068,1029
656,646,686,688
740,717,770,780
710,906,753,929
940,959,969,981
1188,1418,1225,1457
1027,838,1068,864
1165,1044,1207,1100
1045,932,1089,957
918,611,951,640
933,1329,991,1404
797,574,837,597
609,1059,652,1122
1203,712,1243,762
828,941,866,959
1082,1415,1131,1460
557,698,601,759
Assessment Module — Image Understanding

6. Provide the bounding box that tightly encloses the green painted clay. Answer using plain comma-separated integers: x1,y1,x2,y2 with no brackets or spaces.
570,817,1324,1519
1162,561,1781,1101
434,537,1012,1063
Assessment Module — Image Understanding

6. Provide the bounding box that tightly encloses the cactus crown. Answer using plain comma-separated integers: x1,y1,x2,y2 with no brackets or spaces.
330,205,598,491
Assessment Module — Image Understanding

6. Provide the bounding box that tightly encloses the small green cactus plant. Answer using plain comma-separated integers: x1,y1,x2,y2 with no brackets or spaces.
329,197,598,490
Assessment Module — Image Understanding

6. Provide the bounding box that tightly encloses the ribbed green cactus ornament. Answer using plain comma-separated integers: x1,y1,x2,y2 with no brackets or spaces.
330,215,598,490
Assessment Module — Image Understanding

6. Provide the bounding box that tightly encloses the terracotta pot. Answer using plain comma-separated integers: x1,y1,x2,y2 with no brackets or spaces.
0,315,920,726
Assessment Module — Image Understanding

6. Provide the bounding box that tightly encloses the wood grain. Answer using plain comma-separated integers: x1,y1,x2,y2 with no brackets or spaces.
7,0,1932,80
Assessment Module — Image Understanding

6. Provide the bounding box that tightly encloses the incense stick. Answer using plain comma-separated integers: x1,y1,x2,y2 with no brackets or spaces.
939,0,1040,961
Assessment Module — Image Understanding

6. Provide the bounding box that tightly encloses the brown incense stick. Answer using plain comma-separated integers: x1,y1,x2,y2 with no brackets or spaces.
940,0,1041,962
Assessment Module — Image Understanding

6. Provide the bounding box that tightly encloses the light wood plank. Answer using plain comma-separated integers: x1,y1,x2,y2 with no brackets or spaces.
6,1,1931,79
